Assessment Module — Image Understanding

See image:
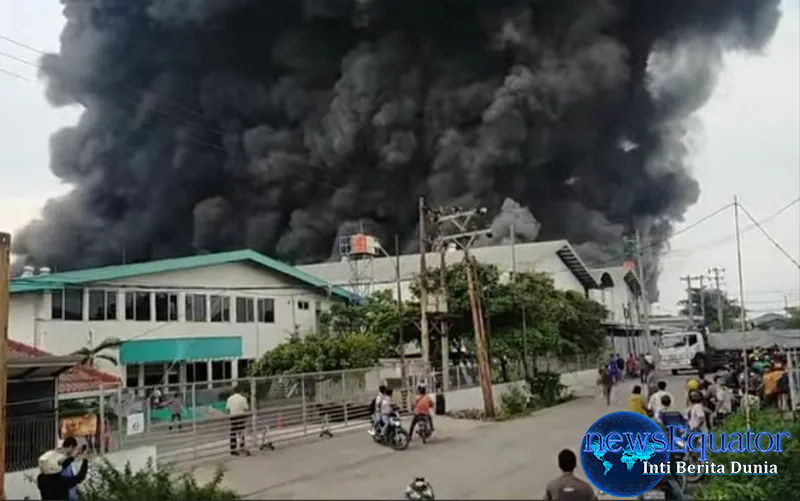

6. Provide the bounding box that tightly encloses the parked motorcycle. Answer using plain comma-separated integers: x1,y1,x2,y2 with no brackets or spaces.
638,448,690,500
373,412,410,451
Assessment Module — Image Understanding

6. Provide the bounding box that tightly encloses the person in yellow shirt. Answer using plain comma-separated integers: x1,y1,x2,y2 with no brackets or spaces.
762,363,785,408
628,385,649,416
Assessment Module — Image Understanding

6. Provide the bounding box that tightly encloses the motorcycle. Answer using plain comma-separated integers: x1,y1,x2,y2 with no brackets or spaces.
638,449,690,500
416,416,432,443
373,412,410,451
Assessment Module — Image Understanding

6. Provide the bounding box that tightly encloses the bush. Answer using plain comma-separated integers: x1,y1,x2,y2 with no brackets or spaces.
499,383,531,419
695,410,800,500
526,371,567,407
80,459,239,501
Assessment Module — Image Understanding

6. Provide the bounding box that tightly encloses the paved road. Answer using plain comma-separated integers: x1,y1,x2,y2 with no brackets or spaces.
192,374,688,499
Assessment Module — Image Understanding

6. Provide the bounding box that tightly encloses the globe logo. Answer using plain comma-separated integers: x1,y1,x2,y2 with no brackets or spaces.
580,411,669,498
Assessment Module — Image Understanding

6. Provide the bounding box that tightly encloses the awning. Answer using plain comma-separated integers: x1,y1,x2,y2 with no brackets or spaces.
9,355,86,381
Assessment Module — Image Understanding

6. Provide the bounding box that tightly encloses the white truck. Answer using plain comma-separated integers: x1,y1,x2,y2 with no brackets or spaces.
658,328,729,375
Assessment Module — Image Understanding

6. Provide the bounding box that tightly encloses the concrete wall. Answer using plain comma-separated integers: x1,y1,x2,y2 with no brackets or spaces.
443,369,598,413
9,262,341,377
4,445,157,500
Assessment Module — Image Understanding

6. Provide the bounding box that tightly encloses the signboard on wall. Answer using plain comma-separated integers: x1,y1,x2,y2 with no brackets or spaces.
60,415,98,438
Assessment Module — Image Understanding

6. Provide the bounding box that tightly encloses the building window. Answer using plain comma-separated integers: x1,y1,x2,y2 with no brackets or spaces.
186,362,208,383
256,298,275,323
51,289,84,321
237,358,254,378
125,292,152,321
297,300,310,310
235,297,254,323
210,296,230,323
125,364,140,388
142,363,165,387
185,294,207,322
154,293,178,322
88,290,117,321
211,360,232,381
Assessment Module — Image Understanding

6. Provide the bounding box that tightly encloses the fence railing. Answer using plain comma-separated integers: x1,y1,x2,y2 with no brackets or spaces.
43,356,599,469
65,365,428,467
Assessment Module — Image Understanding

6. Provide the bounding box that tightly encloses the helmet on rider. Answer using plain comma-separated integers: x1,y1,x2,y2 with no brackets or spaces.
417,383,427,394
686,377,701,391
688,390,703,403
379,384,388,394
405,477,435,500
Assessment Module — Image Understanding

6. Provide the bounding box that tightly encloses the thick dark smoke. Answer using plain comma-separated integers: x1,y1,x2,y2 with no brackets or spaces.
15,0,782,300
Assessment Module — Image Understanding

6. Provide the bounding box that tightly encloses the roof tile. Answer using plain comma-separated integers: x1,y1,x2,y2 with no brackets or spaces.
9,340,121,395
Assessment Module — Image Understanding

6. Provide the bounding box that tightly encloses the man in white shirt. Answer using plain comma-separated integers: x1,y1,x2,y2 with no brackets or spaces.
648,381,672,422
226,386,250,455
368,385,387,436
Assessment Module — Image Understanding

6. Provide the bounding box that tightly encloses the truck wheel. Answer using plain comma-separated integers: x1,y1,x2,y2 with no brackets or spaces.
671,370,678,375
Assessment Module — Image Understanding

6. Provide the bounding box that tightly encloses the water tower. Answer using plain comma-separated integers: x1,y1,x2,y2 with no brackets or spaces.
339,232,379,297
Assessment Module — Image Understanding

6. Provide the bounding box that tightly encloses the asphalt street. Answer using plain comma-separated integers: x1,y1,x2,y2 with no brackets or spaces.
190,374,688,499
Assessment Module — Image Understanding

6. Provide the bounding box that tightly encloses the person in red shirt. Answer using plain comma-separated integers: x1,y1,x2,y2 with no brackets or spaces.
409,385,435,439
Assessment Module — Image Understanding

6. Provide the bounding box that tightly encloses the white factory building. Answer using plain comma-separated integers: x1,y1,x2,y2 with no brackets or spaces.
297,235,648,330
8,250,357,389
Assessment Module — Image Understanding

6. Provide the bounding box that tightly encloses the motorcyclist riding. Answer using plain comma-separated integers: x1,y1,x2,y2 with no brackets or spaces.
409,384,435,439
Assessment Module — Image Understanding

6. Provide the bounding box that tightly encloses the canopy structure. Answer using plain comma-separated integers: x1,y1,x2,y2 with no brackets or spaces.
708,329,800,351
8,354,85,382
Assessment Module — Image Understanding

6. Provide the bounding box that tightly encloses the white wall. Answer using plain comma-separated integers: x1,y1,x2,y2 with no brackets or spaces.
4,445,157,500
443,369,598,413
9,262,340,376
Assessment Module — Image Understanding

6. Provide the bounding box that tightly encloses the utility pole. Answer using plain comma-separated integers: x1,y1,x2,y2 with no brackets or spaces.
394,235,406,385
439,247,450,393
0,231,12,498
510,226,530,377
418,196,430,367
633,229,654,362
733,195,750,427
708,267,726,330
430,206,494,417
697,276,706,324
680,275,695,323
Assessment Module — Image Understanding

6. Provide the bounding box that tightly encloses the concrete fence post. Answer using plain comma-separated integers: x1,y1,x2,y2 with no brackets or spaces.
250,377,257,450
342,370,349,426
301,377,308,435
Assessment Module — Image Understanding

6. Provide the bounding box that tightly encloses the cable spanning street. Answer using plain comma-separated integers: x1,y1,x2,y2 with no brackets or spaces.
190,376,684,500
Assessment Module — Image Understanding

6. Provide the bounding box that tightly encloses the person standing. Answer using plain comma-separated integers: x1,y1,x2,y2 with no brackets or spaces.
225,385,250,456
545,449,597,500
647,381,671,419
168,392,184,431
37,440,89,500
628,386,648,416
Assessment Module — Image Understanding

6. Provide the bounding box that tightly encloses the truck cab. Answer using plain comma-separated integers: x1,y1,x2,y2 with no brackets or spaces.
658,330,706,375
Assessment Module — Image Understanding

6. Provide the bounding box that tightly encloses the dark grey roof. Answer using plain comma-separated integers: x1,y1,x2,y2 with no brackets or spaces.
708,329,800,350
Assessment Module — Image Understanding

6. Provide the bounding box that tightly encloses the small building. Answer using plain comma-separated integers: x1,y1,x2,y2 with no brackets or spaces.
9,340,121,399
9,250,357,390
6,352,85,472
750,313,790,331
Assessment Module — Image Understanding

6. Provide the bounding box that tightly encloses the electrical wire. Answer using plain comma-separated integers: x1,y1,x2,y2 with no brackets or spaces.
0,66,32,81
737,201,800,270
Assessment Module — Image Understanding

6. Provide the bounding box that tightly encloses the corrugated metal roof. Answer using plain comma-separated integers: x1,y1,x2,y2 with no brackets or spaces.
9,340,122,395
298,239,600,289
10,249,357,302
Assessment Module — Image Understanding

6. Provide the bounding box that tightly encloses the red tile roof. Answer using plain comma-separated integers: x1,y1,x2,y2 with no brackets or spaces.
9,340,122,395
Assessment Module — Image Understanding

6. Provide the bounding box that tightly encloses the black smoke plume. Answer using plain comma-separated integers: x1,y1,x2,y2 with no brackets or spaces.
15,0,782,299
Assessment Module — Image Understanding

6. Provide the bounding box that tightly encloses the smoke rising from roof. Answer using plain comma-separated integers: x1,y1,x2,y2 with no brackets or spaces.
14,0,782,299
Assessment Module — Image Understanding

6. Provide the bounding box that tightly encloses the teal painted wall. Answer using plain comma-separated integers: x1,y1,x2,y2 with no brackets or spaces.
120,336,242,364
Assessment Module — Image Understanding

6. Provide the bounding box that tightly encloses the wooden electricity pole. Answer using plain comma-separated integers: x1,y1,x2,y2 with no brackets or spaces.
0,231,12,498
465,254,495,418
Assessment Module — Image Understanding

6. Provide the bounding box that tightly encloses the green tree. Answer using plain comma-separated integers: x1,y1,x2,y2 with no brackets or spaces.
786,306,800,329
71,336,123,366
678,288,743,332
249,331,387,376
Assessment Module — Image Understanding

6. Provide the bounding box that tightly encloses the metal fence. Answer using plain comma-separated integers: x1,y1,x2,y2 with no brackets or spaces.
785,348,800,411
79,365,427,468
436,354,601,392
6,399,59,472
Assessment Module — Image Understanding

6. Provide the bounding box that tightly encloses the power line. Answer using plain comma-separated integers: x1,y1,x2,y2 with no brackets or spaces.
0,66,31,82
737,201,800,270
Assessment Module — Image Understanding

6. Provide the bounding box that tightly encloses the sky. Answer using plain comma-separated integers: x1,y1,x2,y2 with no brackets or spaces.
1,2,798,317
